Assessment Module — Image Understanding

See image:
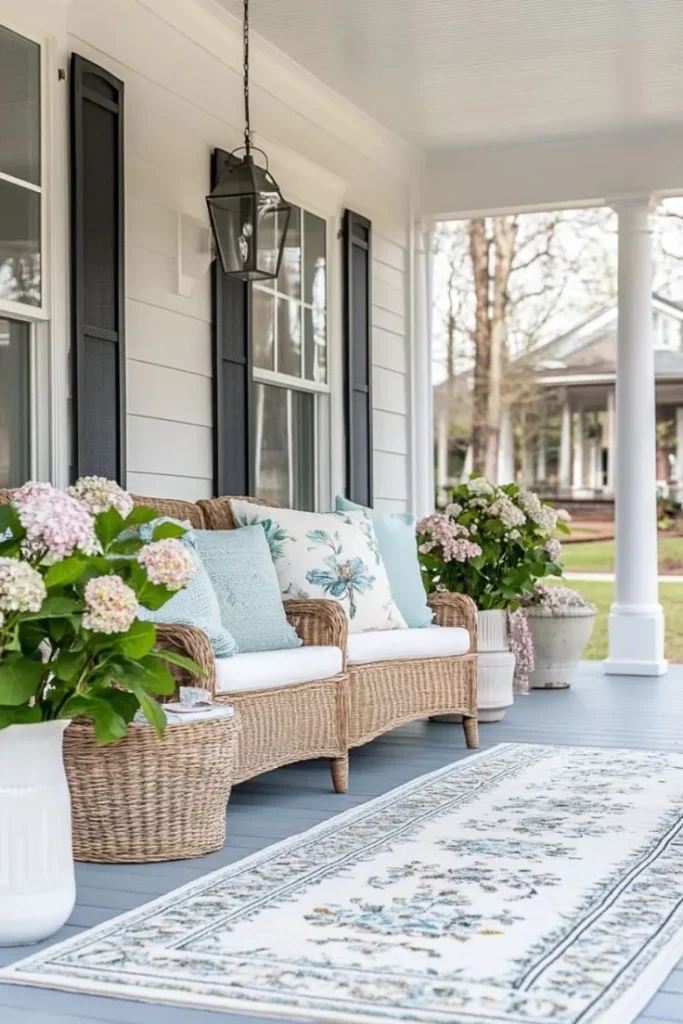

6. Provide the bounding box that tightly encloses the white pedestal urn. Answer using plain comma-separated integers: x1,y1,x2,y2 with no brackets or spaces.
0,720,76,946
477,609,515,722
526,606,596,689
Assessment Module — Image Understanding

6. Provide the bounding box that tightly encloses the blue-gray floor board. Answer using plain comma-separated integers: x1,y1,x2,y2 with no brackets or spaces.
2,663,683,1023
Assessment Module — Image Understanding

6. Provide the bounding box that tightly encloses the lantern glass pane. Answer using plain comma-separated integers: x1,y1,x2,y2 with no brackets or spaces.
209,193,257,276
254,194,281,278
277,205,301,299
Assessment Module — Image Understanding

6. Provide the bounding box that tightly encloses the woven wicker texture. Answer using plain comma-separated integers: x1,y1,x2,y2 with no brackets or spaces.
198,495,279,530
130,494,206,529
214,675,350,792
63,715,238,862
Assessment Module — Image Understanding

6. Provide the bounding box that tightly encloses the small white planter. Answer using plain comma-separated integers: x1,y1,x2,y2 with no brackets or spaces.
477,609,515,722
433,608,514,724
0,720,76,946
526,607,596,689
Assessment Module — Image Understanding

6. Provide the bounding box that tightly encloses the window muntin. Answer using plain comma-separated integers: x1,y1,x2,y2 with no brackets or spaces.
0,317,30,486
0,25,42,310
252,205,329,510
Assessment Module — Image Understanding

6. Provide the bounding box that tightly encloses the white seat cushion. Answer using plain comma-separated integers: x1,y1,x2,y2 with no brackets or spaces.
215,646,343,694
347,625,470,665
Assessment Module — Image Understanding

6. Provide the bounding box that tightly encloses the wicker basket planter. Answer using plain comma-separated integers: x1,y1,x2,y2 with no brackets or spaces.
526,606,596,689
63,714,238,863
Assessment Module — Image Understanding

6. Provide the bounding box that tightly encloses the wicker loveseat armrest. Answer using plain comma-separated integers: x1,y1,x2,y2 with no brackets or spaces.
428,593,478,651
155,623,217,696
284,598,349,655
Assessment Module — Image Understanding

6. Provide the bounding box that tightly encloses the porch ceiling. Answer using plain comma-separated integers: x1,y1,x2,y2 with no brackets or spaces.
219,0,683,153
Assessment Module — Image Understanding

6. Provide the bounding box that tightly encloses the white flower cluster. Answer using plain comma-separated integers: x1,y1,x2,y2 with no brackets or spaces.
467,478,494,497
82,575,138,634
0,556,46,620
531,581,596,613
518,490,558,534
489,495,526,529
68,476,134,519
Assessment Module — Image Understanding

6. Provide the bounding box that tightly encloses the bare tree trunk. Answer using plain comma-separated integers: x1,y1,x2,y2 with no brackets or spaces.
484,217,517,479
469,219,491,472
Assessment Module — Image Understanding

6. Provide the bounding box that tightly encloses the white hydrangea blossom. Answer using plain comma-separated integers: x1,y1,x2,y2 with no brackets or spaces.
490,495,526,529
467,478,494,497
0,557,46,615
68,476,134,519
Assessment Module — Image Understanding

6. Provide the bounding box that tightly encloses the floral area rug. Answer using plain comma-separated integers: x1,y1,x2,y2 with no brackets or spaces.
4,743,683,1024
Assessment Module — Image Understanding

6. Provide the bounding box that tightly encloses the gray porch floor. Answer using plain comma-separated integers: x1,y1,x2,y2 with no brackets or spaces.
2,663,683,1024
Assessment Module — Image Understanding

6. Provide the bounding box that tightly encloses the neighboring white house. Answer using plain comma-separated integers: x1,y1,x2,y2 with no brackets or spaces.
2,0,683,676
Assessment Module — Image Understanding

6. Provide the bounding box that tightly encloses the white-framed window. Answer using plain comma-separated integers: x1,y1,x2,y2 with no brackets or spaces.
0,21,46,487
252,204,330,510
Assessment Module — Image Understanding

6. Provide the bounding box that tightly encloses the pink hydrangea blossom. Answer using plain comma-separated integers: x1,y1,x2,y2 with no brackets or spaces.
14,485,98,562
83,575,138,634
417,514,482,563
138,538,194,592
68,476,134,518
0,557,46,614
556,508,572,523
544,538,563,562
528,581,596,613
507,609,534,694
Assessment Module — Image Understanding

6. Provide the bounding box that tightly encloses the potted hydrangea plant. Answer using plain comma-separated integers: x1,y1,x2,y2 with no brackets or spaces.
418,477,567,720
0,478,196,945
522,581,597,689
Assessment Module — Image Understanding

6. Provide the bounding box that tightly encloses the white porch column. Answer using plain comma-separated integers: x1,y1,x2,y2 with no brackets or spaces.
559,397,572,494
412,223,435,517
605,197,666,677
606,388,616,496
436,409,449,492
675,407,683,502
572,410,584,494
536,411,547,487
461,445,474,482
497,407,515,483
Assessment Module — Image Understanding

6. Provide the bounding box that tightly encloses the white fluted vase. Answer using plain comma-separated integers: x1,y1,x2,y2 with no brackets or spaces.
477,609,515,722
0,720,75,946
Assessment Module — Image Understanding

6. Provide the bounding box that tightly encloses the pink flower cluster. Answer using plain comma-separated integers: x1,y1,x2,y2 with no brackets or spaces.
68,476,134,518
530,581,596,613
0,557,46,620
417,514,482,563
138,539,194,592
14,482,98,562
507,608,534,694
82,575,138,634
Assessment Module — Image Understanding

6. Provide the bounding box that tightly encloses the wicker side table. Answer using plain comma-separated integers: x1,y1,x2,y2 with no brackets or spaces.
64,710,239,863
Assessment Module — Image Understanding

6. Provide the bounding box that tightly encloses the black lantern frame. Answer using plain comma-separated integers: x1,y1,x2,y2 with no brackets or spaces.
206,0,291,281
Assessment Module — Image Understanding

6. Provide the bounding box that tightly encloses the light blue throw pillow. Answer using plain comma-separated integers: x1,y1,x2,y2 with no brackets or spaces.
335,496,433,628
137,519,238,658
194,525,302,653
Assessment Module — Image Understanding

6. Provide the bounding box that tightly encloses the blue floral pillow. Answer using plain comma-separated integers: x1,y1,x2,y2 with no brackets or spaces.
137,519,237,658
229,500,407,633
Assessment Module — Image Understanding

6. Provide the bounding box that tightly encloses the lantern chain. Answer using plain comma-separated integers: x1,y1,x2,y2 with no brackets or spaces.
243,0,251,156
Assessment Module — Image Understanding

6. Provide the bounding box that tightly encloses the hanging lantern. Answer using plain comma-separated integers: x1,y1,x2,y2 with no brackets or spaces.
206,0,291,281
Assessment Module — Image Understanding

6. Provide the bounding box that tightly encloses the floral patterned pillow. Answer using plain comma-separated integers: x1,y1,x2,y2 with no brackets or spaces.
229,501,407,633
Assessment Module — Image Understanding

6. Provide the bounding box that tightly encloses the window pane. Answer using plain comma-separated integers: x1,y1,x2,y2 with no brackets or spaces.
304,307,327,384
303,211,326,307
254,384,315,511
277,206,301,299
276,297,301,377
0,178,41,306
0,318,30,487
252,287,275,370
0,26,40,185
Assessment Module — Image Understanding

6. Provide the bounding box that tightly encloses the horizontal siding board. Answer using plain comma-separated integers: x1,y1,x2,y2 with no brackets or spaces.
373,366,407,415
373,497,409,514
372,277,405,319
374,450,408,501
127,360,212,427
126,300,212,377
373,260,405,293
374,410,408,455
126,197,177,260
372,305,404,336
127,415,212,479
126,245,210,323
127,471,213,502
373,326,406,373
374,233,406,272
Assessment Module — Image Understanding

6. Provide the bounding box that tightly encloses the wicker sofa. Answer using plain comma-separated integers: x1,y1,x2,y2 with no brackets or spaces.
198,497,480,756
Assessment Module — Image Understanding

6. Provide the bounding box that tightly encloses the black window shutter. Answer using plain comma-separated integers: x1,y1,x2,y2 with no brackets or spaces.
211,148,253,497
70,54,126,485
343,209,373,505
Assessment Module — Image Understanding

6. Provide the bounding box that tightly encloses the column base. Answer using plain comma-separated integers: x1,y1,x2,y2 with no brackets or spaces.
604,603,668,677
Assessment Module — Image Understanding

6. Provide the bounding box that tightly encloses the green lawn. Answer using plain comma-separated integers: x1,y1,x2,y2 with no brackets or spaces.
561,535,683,575
561,580,683,662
